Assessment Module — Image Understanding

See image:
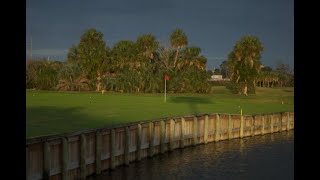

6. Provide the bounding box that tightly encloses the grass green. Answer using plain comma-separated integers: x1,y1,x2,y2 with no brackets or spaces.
26,86,294,138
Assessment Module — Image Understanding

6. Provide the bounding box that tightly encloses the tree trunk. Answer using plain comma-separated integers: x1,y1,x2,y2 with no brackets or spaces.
173,48,180,68
243,83,248,96
96,71,101,92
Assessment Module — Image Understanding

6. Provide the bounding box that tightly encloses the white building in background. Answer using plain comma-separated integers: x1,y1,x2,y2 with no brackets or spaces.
210,75,223,81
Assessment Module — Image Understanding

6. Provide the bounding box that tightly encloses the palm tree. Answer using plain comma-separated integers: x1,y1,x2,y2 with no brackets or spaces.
56,75,90,91
56,63,90,91
136,34,159,60
111,40,140,70
227,35,264,95
69,28,109,91
178,46,204,70
170,28,188,68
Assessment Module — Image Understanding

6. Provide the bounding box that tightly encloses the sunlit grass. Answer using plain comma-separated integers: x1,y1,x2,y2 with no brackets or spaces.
26,86,294,138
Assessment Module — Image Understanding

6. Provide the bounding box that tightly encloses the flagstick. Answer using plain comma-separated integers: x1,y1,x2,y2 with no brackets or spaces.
164,79,166,103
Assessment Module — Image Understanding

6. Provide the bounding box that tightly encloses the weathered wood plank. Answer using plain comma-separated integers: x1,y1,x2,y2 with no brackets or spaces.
137,123,142,160
26,147,29,180
286,112,290,131
270,114,274,133
278,114,282,132
193,117,198,146
291,112,294,129
215,114,220,141
262,115,265,135
80,134,86,179
110,129,116,170
228,115,232,139
240,114,244,138
204,115,208,144
251,116,255,137
43,141,50,180
169,119,175,151
160,120,166,154
61,138,68,180
95,131,102,175
180,117,185,148
148,122,154,157
124,127,130,165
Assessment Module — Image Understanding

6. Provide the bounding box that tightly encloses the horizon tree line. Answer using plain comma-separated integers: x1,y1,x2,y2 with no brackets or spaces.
26,28,293,95
27,28,210,93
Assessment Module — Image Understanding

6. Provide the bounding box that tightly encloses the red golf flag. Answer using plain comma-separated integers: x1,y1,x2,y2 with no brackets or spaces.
165,74,169,81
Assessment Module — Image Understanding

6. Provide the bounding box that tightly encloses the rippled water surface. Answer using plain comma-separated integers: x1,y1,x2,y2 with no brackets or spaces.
89,131,294,180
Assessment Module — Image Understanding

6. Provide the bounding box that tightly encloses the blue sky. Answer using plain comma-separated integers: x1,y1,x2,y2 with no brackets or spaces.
26,0,293,70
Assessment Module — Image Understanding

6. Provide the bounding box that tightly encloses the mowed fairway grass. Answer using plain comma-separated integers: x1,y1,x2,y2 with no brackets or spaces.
26,86,294,138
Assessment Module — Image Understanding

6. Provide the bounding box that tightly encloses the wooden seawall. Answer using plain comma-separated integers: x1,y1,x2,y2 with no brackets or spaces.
26,112,294,180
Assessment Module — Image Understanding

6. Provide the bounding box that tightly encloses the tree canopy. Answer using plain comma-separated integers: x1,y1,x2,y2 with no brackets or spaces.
26,28,209,93
27,29,292,94
227,35,264,95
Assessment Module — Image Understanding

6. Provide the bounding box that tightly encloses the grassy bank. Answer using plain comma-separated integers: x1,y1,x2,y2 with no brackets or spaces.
26,86,294,138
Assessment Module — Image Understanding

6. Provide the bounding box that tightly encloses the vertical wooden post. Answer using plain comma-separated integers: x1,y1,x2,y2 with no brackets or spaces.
192,116,198,146
96,131,102,174
26,147,29,180
137,123,142,161
124,127,130,165
62,137,68,180
169,119,175,151
43,141,50,180
251,116,255,136
215,114,220,141
240,114,244,138
160,120,166,154
286,112,290,131
261,115,265,135
292,113,294,129
270,114,274,133
110,129,116,170
148,122,154,157
279,113,283,132
228,115,232,140
180,117,185,148
204,115,209,144
80,134,86,180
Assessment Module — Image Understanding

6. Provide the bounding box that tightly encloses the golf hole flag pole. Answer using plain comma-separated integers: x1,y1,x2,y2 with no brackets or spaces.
164,74,169,103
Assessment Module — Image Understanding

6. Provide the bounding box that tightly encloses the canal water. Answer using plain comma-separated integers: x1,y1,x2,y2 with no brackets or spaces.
89,131,294,180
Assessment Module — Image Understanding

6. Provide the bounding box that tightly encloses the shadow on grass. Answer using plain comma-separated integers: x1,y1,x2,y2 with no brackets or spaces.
26,106,109,138
169,96,213,115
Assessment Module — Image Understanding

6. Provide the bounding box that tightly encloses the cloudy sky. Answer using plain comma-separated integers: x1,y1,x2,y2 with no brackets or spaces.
26,0,293,70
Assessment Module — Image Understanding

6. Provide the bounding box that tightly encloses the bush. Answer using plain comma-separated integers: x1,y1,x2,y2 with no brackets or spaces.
226,82,240,94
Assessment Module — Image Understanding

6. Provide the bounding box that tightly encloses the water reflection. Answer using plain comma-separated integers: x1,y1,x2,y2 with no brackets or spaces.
88,131,293,180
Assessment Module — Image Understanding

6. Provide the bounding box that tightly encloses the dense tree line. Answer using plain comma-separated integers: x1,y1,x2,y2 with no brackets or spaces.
212,61,294,90
218,35,293,95
256,63,294,88
26,28,210,93
26,30,293,95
